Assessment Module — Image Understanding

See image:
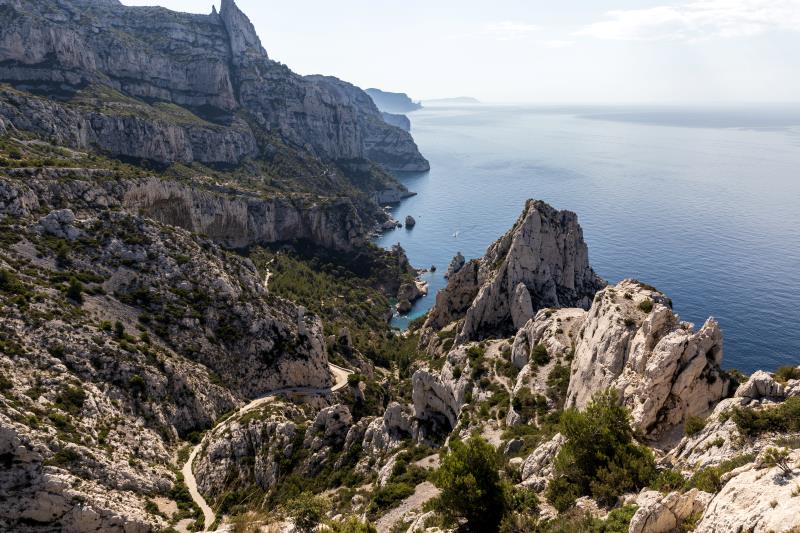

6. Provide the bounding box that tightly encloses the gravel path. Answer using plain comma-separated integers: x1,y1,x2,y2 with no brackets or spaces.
181,363,352,531
375,481,441,533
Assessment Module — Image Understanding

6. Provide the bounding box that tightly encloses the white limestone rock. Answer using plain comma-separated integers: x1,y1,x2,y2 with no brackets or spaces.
519,433,565,490
629,489,713,533
422,200,604,350
695,450,800,533
566,280,730,440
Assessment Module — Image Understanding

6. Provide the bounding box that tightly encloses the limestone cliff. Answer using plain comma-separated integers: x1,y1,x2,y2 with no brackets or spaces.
3,174,368,252
421,199,605,350
0,0,428,173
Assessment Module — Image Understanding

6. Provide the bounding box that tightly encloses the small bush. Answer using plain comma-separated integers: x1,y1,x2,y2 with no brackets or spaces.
531,344,550,366
775,365,800,384
650,469,685,493
684,415,707,436
762,447,794,475
732,397,800,436
367,483,414,516
685,454,754,493
433,436,508,532
638,299,654,313
286,491,327,533
66,277,83,304
327,516,377,533
546,390,656,511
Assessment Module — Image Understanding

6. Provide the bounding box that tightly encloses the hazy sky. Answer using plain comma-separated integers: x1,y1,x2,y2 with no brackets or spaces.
121,0,800,103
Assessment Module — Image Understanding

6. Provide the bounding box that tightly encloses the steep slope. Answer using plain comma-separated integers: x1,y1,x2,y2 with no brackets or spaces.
0,0,428,176
0,178,340,529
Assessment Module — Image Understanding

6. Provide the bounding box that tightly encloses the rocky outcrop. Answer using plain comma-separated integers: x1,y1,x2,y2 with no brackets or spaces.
629,489,713,533
519,433,565,490
2,176,368,252
405,215,416,228
695,449,800,533
566,280,730,441
0,87,258,166
0,0,428,172
193,401,305,502
396,280,427,314
445,252,465,279
668,371,800,470
422,200,604,349
0,424,161,532
510,308,584,369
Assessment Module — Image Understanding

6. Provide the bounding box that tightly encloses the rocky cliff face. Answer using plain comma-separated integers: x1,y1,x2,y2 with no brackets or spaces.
421,199,604,350
0,0,428,173
4,174,368,252
566,280,730,441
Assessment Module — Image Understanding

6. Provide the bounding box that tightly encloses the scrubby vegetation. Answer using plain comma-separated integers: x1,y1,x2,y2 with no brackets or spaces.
433,436,510,532
732,397,800,436
546,390,656,511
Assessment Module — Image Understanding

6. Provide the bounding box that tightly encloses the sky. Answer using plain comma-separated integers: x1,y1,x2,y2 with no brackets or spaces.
120,0,800,104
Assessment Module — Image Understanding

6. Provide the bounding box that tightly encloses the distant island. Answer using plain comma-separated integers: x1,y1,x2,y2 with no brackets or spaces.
365,88,423,113
424,96,481,105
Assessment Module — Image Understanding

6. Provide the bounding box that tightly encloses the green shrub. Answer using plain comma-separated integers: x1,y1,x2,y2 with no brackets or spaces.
327,516,377,533
0,269,27,295
546,390,656,511
531,344,550,366
54,386,86,414
0,373,12,391
650,469,685,493
66,277,83,304
685,454,754,493
732,397,800,436
546,363,571,409
775,365,800,384
433,436,508,532
128,374,146,397
367,482,414,517
286,491,327,533
684,415,707,436
638,299,654,313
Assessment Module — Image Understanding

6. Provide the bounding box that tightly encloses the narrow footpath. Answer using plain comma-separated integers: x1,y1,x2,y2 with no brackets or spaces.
181,363,352,531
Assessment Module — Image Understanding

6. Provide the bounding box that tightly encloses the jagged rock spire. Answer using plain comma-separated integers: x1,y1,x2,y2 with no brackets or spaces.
219,0,268,62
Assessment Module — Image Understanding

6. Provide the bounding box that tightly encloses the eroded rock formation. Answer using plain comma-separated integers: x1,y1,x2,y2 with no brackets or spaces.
422,199,604,350
566,280,730,440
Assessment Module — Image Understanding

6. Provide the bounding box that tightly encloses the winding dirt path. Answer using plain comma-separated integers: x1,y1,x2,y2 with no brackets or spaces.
375,481,441,533
181,363,352,531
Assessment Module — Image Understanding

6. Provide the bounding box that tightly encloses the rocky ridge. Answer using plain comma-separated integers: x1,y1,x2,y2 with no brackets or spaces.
0,0,428,173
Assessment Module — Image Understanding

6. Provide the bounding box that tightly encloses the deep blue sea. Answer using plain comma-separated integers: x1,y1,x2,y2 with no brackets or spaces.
376,103,800,374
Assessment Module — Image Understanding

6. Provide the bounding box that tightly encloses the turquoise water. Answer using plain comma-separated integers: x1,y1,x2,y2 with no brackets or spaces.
376,104,800,374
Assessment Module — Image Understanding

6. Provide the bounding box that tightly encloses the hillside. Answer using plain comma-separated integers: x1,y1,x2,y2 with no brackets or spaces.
0,2,798,533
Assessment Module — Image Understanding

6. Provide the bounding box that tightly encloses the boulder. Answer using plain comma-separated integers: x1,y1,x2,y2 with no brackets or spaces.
630,489,713,533
405,215,416,228
735,370,785,400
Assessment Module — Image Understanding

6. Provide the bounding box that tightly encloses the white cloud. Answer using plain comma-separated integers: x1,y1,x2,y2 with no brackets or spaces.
483,21,540,41
542,39,575,48
577,0,800,41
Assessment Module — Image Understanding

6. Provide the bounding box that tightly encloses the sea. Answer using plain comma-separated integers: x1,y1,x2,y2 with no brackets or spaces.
376,103,800,374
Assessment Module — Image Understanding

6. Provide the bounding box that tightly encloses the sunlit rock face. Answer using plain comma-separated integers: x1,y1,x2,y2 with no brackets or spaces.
0,0,428,171
566,279,730,441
